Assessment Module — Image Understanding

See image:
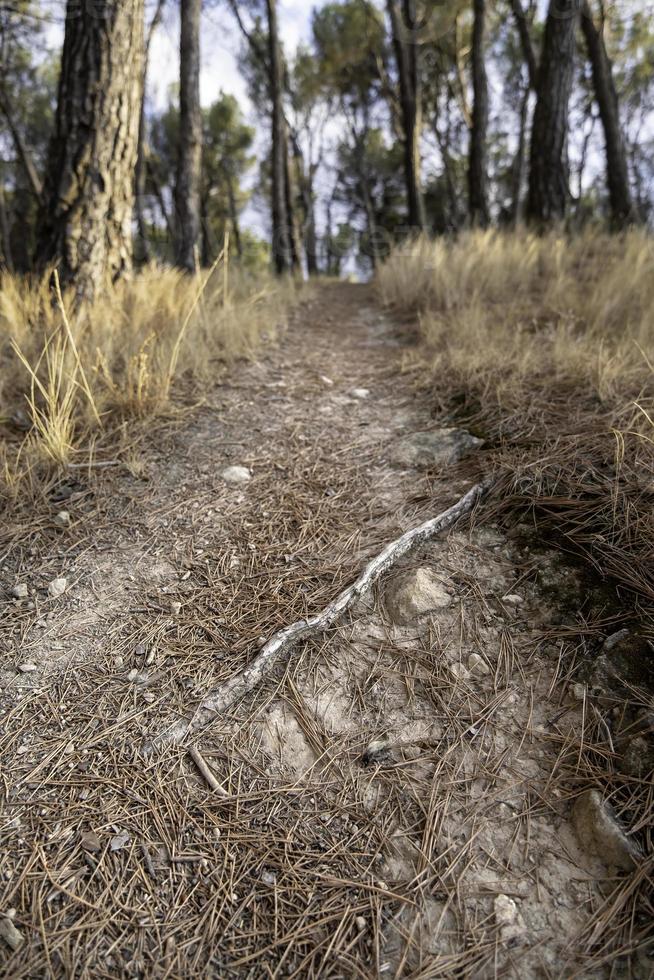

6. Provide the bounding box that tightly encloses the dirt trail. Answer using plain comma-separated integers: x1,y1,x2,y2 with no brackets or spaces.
0,285,648,977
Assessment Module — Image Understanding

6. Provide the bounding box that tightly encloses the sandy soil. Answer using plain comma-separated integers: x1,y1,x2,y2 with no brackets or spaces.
0,284,650,978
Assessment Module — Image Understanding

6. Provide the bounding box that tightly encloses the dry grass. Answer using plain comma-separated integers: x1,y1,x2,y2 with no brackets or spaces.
378,228,654,610
0,258,293,490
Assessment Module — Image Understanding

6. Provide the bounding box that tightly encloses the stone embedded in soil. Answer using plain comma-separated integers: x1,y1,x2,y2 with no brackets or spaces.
0,914,24,951
221,465,252,485
385,567,452,625
494,894,527,947
572,789,641,871
18,664,37,674
80,830,101,853
390,428,484,469
468,653,491,677
55,511,71,527
48,577,67,598
617,737,654,778
11,584,28,599
350,387,370,399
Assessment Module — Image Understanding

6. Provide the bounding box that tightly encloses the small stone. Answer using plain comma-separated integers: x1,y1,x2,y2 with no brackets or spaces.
385,567,452,625
468,653,490,677
355,916,367,932
603,629,630,652
0,915,24,951
127,669,138,682
350,388,370,399
572,789,640,871
11,584,28,599
261,870,276,886
494,894,527,946
319,375,334,386
142,692,156,704
114,656,124,669
18,663,37,674
572,682,587,701
110,832,130,852
48,577,67,598
80,830,101,853
449,663,470,682
390,428,483,469
503,594,523,605
55,511,71,527
170,601,182,615
618,737,654,778
221,465,251,485
135,643,146,657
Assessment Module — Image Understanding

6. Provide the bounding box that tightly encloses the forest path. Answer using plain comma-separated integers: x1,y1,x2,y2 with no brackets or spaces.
0,284,632,977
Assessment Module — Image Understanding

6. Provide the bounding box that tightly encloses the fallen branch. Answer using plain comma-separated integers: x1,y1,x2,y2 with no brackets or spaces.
189,746,230,796
148,483,485,751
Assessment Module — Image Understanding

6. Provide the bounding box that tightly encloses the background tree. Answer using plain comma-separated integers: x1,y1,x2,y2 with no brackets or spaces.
34,0,144,301
175,0,202,272
468,0,490,226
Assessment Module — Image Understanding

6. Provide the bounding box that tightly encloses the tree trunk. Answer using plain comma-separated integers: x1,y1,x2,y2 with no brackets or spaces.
174,0,202,272
282,119,302,272
468,0,490,227
226,175,243,260
580,0,636,227
135,0,166,264
508,82,531,225
526,0,580,226
267,0,291,274
387,0,426,230
510,0,538,90
35,0,145,302
0,182,13,272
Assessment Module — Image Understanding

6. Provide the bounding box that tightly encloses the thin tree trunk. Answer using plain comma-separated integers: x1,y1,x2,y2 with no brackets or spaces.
175,0,202,271
135,0,166,264
510,0,538,90
387,0,425,230
508,82,531,225
468,0,490,227
35,0,145,302
580,0,636,227
282,119,302,272
226,175,242,260
0,87,43,202
267,0,291,274
526,0,580,226
0,182,13,271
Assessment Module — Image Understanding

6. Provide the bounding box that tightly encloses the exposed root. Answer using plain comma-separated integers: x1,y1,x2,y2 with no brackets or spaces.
147,482,486,750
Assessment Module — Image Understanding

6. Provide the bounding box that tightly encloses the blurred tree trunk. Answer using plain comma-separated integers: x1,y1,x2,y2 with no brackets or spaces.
135,0,166,264
267,0,292,274
527,0,580,225
510,0,538,90
387,0,425,230
0,87,43,202
35,0,144,302
580,0,637,227
468,0,490,227
0,183,13,271
174,0,202,272
508,83,530,225
226,175,243,260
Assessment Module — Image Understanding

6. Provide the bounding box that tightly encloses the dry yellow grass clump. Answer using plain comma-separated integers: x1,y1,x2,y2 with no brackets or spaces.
0,258,292,486
378,228,654,607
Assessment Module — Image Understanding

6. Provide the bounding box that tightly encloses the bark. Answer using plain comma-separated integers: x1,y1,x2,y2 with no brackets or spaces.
282,118,302,272
290,129,318,276
526,0,580,226
0,182,13,271
267,0,292,274
508,82,531,225
35,0,145,302
226,174,242,260
580,0,637,227
510,0,538,90
135,0,166,264
174,0,202,272
468,0,490,227
387,0,426,230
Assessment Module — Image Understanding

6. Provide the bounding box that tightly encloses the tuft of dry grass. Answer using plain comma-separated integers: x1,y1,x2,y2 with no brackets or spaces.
378,228,654,608
0,259,294,488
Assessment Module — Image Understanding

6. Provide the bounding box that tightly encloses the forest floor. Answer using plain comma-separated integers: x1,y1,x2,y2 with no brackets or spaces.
0,284,651,978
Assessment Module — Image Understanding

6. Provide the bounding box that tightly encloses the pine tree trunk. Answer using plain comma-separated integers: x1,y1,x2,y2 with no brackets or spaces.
267,0,291,274
526,0,580,226
135,0,167,265
35,0,144,302
580,0,636,228
0,182,13,271
468,0,490,227
508,83,531,225
387,0,425,230
175,0,202,272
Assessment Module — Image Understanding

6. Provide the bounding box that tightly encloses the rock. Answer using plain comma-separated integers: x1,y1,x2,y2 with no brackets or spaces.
55,511,71,527
355,916,367,932
221,465,252,485
362,740,394,766
617,737,654,778
390,428,483,469
603,629,630,652
18,664,37,674
468,653,491,677
503,594,523,605
0,914,24,951
449,663,470,682
319,375,334,386
350,388,370,400
127,669,138,682
572,682,587,701
494,894,527,946
170,601,182,615
572,790,640,871
48,577,67,598
80,830,101,853
11,584,28,600
385,567,452,625
110,832,130,852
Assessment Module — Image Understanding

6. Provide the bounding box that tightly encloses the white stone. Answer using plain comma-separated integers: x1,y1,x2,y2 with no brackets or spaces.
385,567,452,625
449,663,470,682
468,653,491,677
18,663,37,673
48,578,67,598
350,388,370,399
55,511,71,526
572,790,640,871
11,584,28,599
503,594,524,605
572,682,587,701
221,466,252,485
494,894,527,946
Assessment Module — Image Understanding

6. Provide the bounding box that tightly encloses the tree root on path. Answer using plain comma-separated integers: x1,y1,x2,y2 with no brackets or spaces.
146,483,486,753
